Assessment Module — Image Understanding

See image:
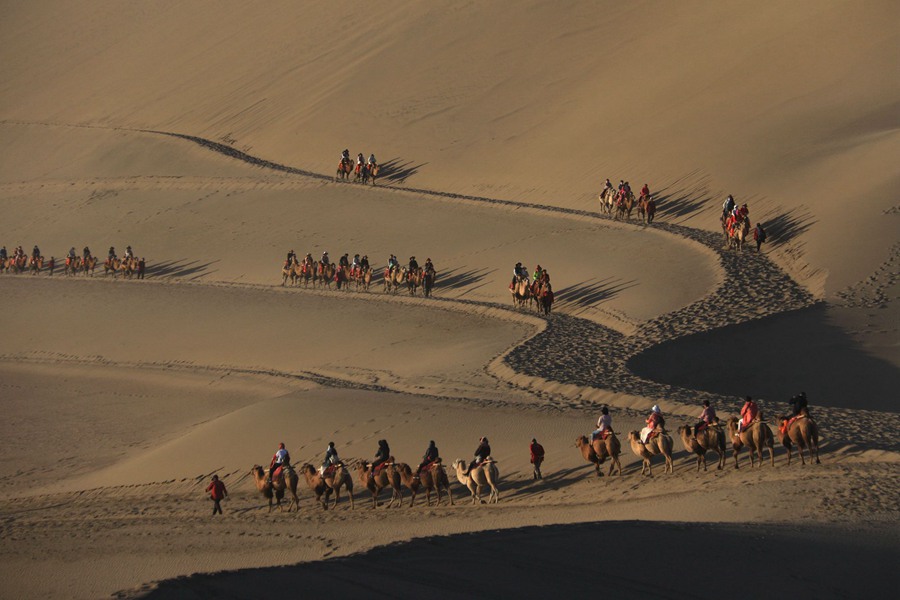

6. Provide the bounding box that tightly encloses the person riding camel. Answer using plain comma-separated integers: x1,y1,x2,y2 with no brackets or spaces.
286,249,296,265
789,392,809,418
408,256,419,272
738,396,759,433
0,246,7,261
124,246,134,261
321,251,330,266
356,153,365,174
370,439,391,480
83,246,91,259
319,442,340,475
640,183,650,199
591,406,613,443
341,148,350,167
691,400,717,438
32,245,40,259
361,255,370,271
603,178,614,194
388,254,399,274
424,258,434,274
367,153,376,168
640,405,665,444
465,437,491,476
351,254,361,276
416,440,439,475
68,247,77,261
339,253,350,268
532,265,543,282
268,442,291,484
108,247,116,262
723,195,735,219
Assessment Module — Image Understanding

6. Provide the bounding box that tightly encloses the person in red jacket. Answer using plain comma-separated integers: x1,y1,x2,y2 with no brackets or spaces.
640,183,650,199
206,474,227,515
529,438,545,480
739,396,759,432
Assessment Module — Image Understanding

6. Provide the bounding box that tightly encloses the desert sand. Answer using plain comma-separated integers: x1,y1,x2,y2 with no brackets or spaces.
1,2,898,599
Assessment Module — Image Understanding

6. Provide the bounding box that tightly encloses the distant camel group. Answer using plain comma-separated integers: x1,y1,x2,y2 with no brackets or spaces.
281,258,436,297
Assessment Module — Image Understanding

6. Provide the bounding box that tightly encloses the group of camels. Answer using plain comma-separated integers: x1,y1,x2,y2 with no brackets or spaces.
0,254,55,275
0,252,144,279
599,188,656,224
335,161,380,185
576,411,820,477
249,456,500,512
721,213,752,252
510,275,554,314
281,258,436,297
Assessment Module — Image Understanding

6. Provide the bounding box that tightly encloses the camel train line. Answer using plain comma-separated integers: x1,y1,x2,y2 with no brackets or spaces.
1,250,143,279
250,456,484,512
281,256,436,297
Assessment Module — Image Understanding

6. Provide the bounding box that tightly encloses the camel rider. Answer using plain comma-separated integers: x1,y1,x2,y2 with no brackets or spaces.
319,442,340,475
321,251,330,266
465,437,491,475
416,440,439,475
640,405,665,444
367,154,376,167
591,406,612,442
83,246,91,259
341,148,350,166
408,256,419,272
268,442,291,483
604,178,614,193
691,400,717,438
0,246,6,261
623,181,632,196
68,247,77,262
370,439,390,479
640,183,650,199
32,245,40,259
723,195,735,218
356,153,365,173
108,247,116,261
352,254,361,268
533,265,543,282
339,253,350,268
286,249,296,264
789,392,809,418
424,258,434,273
361,255,370,271
388,254,399,273
124,246,134,260
738,396,759,432
618,180,625,193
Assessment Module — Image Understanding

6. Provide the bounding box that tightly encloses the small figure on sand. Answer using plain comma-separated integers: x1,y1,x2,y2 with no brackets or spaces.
529,438,545,480
206,474,227,515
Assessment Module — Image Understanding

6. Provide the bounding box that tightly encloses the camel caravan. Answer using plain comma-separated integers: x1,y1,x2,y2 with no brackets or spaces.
598,180,656,224
281,251,437,297
1,244,144,279
335,150,380,185
509,262,554,314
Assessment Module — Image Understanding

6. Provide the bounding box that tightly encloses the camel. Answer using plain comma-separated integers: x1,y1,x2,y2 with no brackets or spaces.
422,268,436,297
778,414,821,466
64,256,81,276
628,430,674,475
537,283,554,315
250,464,300,512
316,262,335,289
452,458,499,504
383,267,406,293
281,259,297,286
299,463,354,509
335,160,353,182
29,256,43,275
599,188,616,215
369,164,380,185
614,191,635,221
354,459,403,509
407,268,423,296
677,424,726,471
104,258,121,278
726,416,775,468
82,255,97,277
728,218,750,252
638,197,656,224
510,277,531,309
575,433,622,477
396,461,453,507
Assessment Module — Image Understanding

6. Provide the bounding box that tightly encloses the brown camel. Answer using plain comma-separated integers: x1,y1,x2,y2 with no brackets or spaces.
575,434,622,477
677,423,727,471
614,191,635,221
396,461,454,507
299,463,354,510
82,255,97,276
452,458,500,504
778,414,821,466
383,267,406,293
628,430,674,475
728,218,750,252
726,416,776,468
250,464,299,512
354,459,402,509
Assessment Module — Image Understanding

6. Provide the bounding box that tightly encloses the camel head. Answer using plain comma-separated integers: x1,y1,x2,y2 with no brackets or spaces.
452,459,466,471
250,465,265,478
628,431,640,442
575,436,588,448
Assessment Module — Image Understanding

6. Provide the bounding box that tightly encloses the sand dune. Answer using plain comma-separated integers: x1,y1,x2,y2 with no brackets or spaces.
1,2,898,599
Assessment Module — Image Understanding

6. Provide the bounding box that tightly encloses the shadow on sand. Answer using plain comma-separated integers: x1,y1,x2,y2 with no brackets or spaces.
130,520,895,599
554,277,637,313
145,259,219,281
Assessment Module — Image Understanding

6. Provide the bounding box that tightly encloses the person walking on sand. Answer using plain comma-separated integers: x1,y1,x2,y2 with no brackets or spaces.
206,474,227,515
753,222,766,252
529,438,545,480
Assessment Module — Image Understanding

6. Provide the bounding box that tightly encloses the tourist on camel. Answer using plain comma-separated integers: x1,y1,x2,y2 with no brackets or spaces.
738,396,759,433
408,256,419,272
789,392,809,418
640,405,665,444
267,442,290,484
319,442,340,475
416,440,439,475
464,436,491,476
370,439,390,480
691,400,717,438
591,406,613,443
361,255,370,271
640,183,650,199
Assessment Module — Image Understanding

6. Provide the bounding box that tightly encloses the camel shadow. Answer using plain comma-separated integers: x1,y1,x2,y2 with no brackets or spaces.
378,158,428,185
554,277,637,313
495,465,593,502
145,259,220,281
756,205,817,248
435,266,494,295
651,170,720,224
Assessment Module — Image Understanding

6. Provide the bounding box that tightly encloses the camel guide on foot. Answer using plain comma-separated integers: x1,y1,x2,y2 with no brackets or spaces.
268,442,290,484
529,438,545,480
206,474,227,515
